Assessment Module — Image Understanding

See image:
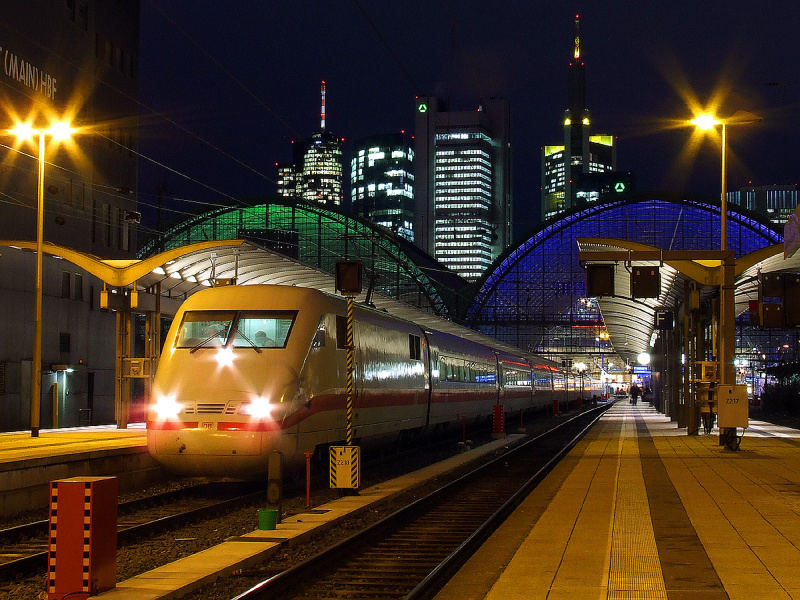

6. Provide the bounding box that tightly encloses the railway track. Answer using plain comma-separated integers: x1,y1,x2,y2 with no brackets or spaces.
0,417,499,586
0,481,262,581
229,406,608,600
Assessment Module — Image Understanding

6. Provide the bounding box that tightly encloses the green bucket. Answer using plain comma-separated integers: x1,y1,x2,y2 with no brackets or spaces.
258,508,278,530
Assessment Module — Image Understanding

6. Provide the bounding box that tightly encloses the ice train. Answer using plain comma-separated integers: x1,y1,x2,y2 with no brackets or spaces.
147,284,576,478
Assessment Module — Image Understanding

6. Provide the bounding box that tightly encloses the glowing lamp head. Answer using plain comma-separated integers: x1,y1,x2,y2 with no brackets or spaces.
242,395,272,419
153,394,182,420
637,352,651,366
48,121,75,141
690,114,720,130
9,122,36,142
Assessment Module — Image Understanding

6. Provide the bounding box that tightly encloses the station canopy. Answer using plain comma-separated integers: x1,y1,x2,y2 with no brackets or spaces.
464,194,785,366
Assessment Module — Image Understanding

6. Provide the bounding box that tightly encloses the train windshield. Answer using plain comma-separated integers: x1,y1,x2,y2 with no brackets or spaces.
231,311,296,348
175,310,296,349
175,311,235,348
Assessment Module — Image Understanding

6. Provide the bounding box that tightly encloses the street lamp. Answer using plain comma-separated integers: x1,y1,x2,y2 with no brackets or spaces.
689,111,761,251
8,119,75,437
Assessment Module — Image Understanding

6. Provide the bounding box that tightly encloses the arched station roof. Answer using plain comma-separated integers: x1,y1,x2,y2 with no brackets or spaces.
139,198,468,317
464,194,784,362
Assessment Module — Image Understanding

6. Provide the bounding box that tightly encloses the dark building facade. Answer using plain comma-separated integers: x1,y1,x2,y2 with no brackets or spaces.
351,132,415,242
1,0,140,256
727,184,799,226
0,1,140,431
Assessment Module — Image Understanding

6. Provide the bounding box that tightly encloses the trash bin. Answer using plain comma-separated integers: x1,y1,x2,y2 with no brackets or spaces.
258,509,278,530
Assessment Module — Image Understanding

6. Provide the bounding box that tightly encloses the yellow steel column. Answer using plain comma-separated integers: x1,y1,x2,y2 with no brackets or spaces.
115,307,131,428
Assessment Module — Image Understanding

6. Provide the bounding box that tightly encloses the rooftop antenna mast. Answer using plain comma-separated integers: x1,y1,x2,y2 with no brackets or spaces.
320,80,326,130
574,13,581,60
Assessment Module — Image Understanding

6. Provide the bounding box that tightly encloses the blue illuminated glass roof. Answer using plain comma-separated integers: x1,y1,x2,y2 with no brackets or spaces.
465,194,783,353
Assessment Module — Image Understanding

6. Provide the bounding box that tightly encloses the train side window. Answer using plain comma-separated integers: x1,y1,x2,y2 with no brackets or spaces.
409,334,421,360
336,315,347,349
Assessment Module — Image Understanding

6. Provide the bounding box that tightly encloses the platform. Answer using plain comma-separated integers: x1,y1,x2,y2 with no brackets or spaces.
435,402,800,600
0,424,155,518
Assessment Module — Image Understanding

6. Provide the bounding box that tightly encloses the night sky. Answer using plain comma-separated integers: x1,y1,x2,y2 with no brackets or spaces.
136,1,800,243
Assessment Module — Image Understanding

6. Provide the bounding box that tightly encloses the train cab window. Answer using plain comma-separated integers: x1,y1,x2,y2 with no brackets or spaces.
232,311,296,348
409,334,421,360
176,311,234,348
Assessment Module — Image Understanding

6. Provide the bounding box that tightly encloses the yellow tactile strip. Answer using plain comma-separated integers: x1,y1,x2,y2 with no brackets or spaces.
465,404,668,599
608,414,666,599
648,429,800,599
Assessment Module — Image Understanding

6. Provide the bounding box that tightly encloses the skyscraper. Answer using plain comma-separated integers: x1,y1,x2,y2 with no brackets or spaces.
351,132,415,241
276,81,343,206
541,14,616,221
414,97,512,281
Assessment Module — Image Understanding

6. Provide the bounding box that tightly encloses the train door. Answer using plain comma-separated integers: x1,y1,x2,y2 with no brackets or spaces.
421,329,433,428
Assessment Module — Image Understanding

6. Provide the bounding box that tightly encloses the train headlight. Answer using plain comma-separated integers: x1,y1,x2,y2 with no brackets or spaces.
153,394,183,420
216,347,235,367
242,395,272,419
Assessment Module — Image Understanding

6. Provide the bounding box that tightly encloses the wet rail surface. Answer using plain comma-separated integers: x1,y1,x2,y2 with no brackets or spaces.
230,406,608,600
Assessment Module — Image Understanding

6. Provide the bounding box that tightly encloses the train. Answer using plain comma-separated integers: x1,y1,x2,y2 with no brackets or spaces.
146,284,585,478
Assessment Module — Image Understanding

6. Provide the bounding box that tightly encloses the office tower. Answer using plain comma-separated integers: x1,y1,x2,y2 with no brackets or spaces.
727,184,799,226
276,81,343,206
414,96,512,281
541,14,616,221
351,132,415,241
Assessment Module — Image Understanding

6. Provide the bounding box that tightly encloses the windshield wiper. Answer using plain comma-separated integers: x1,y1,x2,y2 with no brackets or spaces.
189,332,225,353
232,327,262,354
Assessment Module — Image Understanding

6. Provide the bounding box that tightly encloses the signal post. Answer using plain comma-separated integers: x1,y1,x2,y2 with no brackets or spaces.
329,260,363,491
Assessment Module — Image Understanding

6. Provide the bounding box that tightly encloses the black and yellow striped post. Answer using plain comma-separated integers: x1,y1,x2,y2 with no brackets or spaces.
334,260,362,489
345,295,354,445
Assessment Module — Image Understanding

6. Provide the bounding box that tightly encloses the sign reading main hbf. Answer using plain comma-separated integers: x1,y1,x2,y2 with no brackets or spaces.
1,44,58,100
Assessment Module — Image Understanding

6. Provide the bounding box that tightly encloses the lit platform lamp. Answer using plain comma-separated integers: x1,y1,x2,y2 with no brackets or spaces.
690,111,760,446
8,119,76,437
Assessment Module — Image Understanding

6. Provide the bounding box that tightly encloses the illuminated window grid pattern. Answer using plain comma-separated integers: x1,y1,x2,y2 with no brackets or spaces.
351,136,415,242
433,134,495,281
301,133,343,205
465,196,783,358
139,200,450,315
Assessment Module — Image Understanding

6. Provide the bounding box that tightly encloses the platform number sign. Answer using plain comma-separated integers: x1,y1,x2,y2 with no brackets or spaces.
329,445,360,489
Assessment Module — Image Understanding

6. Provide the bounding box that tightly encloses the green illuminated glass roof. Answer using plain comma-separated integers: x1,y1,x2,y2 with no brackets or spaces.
139,198,461,315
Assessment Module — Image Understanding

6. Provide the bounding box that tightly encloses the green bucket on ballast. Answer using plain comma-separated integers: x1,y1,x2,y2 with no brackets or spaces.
258,508,278,530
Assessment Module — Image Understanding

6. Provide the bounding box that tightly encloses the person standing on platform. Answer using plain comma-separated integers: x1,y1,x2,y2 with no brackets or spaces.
630,384,640,405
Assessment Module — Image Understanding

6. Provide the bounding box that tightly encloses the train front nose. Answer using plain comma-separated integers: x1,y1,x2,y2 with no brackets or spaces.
147,370,303,478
